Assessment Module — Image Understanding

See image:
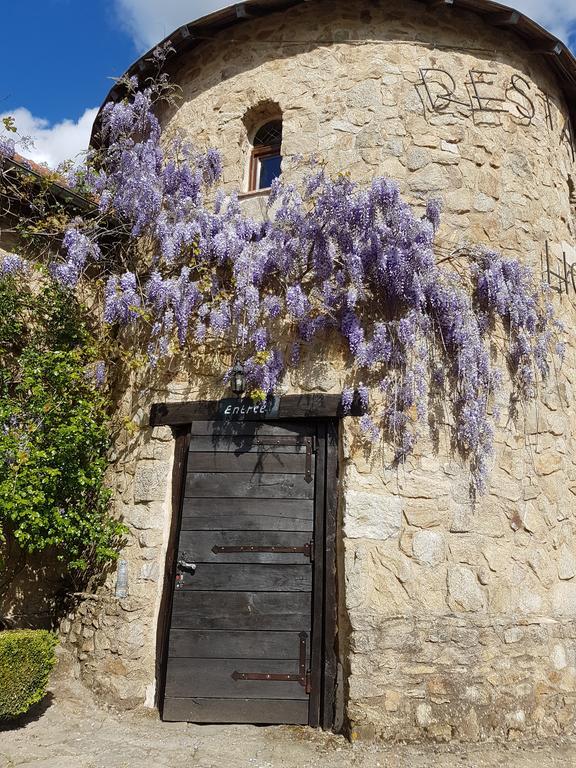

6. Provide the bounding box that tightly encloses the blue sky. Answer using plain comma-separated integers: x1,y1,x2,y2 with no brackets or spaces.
1,0,575,167
1,2,134,125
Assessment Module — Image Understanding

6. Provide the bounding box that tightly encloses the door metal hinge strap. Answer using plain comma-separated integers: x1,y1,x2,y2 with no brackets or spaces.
304,436,313,483
232,671,303,682
251,435,315,483
212,541,314,560
232,632,311,691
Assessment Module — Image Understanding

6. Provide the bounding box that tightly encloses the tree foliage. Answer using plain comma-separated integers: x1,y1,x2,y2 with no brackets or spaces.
0,274,124,575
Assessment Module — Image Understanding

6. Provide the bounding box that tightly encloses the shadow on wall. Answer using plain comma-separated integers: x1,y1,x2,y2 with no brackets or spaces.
0,537,72,630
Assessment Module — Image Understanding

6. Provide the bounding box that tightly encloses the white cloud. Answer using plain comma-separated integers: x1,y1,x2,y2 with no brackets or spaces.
0,107,98,169
114,0,576,51
513,0,576,45
115,0,230,51
3,1,573,174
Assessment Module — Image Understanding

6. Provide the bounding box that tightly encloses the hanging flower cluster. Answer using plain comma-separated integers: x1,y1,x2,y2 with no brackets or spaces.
5,80,561,492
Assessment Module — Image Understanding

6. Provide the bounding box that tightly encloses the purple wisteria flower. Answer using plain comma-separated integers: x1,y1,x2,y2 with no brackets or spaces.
197,148,223,186
360,414,380,443
58,82,561,493
104,272,141,324
95,361,106,386
0,253,28,276
357,384,369,413
51,228,102,290
286,285,309,319
341,387,354,415
0,135,15,159
425,199,442,232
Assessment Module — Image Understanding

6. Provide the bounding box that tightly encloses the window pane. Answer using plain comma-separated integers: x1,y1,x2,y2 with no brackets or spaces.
259,154,282,189
254,121,282,147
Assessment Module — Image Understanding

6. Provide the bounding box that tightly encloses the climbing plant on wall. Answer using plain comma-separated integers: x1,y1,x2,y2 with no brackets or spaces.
0,60,564,494
0,271,125,590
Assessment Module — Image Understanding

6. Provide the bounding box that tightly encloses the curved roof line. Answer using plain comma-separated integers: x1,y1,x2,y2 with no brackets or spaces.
91,0,576,144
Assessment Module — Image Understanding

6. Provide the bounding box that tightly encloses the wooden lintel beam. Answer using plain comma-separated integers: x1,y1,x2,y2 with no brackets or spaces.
149,394,361,426
487,10,520,27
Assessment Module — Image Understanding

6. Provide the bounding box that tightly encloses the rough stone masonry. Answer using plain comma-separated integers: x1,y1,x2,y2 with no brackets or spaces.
56,0,576,742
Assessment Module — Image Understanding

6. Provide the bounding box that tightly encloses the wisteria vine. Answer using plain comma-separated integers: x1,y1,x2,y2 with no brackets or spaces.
0,76,563,492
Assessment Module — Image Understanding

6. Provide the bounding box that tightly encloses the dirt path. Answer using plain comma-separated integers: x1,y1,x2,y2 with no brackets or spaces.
1,680,575,768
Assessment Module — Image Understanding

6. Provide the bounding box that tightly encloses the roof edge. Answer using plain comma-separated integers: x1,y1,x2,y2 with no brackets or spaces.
91,0,576,145
1,152,95,213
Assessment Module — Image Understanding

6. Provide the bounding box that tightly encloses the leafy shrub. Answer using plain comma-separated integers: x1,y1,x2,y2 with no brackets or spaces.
0,630,58,719
0,277,125,577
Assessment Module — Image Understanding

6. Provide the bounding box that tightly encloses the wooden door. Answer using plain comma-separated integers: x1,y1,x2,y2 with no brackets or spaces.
161,420,331,725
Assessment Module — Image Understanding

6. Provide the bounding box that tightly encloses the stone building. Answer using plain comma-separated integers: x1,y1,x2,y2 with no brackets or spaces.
32,0,576,742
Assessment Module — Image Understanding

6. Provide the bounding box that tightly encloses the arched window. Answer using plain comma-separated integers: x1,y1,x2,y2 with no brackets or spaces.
249,120,283,191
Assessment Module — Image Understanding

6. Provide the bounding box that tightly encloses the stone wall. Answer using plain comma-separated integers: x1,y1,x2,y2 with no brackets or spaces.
57,0,576,742
341,389,576,741
164,0,575,273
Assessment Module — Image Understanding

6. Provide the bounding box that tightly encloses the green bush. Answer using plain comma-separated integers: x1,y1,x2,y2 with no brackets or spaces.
0,630,58,719
0,276,125,577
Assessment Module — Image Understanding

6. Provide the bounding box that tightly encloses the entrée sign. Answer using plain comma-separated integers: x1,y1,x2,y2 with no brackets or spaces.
218,396,280,420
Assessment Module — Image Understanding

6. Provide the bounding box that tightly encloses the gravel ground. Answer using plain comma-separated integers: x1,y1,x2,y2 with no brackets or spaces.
1,680,575,768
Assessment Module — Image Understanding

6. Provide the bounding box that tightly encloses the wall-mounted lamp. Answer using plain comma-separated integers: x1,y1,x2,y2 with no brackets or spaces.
231,361,246,396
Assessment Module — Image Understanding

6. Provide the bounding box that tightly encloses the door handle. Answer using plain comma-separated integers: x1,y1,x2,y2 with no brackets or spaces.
177,556,196,572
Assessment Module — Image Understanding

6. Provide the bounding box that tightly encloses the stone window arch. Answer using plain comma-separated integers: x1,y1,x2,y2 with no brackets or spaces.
243,102,283,192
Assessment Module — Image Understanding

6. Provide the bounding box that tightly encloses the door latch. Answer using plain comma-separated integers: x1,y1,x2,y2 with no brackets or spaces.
177,553,196,572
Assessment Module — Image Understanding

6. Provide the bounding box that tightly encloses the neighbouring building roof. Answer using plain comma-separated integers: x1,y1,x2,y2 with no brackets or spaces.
0,152,93,212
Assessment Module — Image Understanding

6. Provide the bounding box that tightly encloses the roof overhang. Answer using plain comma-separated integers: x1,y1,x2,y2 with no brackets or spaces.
91,0,576,144
0,153,94,213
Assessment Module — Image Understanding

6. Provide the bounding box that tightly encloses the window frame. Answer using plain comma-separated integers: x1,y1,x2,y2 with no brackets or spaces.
248,120,283,192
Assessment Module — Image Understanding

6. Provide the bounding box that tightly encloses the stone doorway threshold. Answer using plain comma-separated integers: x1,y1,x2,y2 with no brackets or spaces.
0,679,573,768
